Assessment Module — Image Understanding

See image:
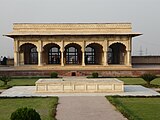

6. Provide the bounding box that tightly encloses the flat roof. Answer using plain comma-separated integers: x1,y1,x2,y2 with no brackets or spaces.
5,23,142,37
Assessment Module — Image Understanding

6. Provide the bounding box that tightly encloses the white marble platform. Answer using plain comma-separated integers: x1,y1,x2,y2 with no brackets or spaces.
0,85,159,97
35,78,124,93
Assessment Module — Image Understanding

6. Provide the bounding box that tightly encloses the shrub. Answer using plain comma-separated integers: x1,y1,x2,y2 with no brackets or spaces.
51,72,58,78
92,72,99,78
10,107,41,120
140,73,157,85
0,75,11,86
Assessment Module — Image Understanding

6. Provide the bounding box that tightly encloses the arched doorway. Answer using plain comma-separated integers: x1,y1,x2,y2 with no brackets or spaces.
85,43,103,65
85,46,95,64
43,43,61,64
20,43,38,65
64,43,82,64
108,43,126,64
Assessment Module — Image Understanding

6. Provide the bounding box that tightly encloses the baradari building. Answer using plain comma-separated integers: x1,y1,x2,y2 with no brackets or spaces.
5,23,141,75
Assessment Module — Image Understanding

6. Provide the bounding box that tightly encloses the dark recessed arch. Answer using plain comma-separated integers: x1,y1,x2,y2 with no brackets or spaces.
64,43,82,64
43,43,61,64
20,43,38,64
108,43,126,64
85,43,103,65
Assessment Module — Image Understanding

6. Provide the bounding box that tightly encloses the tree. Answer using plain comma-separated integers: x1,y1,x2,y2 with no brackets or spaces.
92,72,99,78
51,72,58,78
140,73,157,86
0,75,11,86
10,107,41,120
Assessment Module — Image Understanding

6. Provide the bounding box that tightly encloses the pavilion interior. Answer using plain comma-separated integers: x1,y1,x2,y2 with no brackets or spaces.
19,42,126,66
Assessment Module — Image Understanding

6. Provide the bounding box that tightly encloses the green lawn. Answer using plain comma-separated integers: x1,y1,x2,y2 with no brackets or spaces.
107,96,160,120
0,78,38,89
1,77,160,89
118,78,160,87
0,97,58,120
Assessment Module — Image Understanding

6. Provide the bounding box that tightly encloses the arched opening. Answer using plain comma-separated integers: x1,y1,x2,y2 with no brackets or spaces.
64,43,82,64
43,43,61,64
108,43,126,64
85,47,95,64
20,43,38,65
85,43,103,65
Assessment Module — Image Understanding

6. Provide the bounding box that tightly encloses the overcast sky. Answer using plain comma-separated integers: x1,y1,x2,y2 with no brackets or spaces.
0,0,160,57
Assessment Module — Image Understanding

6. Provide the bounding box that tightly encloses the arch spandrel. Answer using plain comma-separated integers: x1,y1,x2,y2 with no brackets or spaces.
64,42,82,48
43,41,61,48
108,41,128,50
19,41,38,48
43,43,61,49
85,41,103,47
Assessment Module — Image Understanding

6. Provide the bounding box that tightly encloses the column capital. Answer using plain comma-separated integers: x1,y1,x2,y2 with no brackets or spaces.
60,48,64,52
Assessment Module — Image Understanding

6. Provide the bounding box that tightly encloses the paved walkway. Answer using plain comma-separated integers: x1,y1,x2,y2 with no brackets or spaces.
56,96,127,120
0,85,159,97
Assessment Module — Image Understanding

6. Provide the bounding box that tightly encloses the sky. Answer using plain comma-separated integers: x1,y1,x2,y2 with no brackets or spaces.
0,0,160,58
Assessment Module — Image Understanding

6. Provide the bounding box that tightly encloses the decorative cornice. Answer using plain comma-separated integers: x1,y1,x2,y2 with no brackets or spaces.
5,23,142,38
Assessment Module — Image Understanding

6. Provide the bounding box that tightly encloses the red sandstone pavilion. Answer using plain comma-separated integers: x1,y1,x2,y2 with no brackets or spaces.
5,23,142,76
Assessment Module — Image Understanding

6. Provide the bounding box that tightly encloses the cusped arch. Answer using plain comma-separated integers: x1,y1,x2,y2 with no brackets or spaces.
43,42,61,48
109,42,126,48
64,43,82,49
108,41,128,50
19,42,38,49
85,43,103,65
108,42,127,64
43,43,60,49
43,43,61,64
19,43,38,65
64,43,82,64
85,42,103,48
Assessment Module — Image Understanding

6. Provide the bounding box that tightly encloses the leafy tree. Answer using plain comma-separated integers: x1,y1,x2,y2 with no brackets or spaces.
10,107,41,120
51,72,58,78
92,72,99,78
140,73,157,86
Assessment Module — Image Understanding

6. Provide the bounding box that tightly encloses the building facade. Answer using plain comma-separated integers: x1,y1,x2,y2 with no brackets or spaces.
6,23,141,68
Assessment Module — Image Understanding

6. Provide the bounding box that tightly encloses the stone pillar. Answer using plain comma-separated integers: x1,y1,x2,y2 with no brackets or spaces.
127,50,131,66
82,40,85,66
61,51,64,66
61,40,64,66
103,39,108,66
126,37,132,66
14,40,19,66
103,51,107,66
38,51,42,66
82,51,85,66
38,40,42,66
14,52,19,66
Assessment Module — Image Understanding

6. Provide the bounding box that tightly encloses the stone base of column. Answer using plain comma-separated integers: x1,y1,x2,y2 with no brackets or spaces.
126,64,132,68
82,64,85,66
38,64,43,66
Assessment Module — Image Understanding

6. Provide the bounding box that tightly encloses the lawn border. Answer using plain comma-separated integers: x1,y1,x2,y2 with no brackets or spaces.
0,96,59,120
106,96,160,120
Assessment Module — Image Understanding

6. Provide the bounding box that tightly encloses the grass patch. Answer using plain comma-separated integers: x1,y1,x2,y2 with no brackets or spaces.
118,78,160,88
107,96,160,120
0,97,58,120
0,78,38,89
